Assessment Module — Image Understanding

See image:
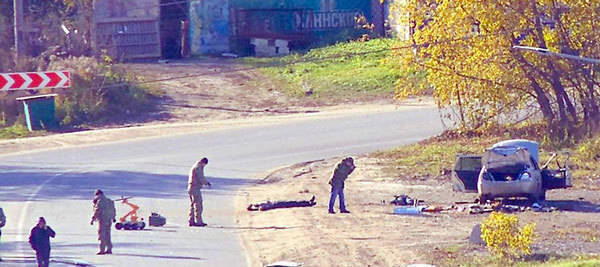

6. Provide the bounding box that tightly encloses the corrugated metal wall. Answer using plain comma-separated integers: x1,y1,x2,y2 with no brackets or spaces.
93,0,161,60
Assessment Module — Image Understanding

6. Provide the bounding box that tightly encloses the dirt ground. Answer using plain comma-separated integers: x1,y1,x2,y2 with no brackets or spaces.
235,156,600,267
122,58,395,123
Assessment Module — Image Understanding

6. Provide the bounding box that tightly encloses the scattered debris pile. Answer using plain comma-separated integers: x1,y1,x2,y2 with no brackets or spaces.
389,195,425,206
388,194,560,215
466,201,558,214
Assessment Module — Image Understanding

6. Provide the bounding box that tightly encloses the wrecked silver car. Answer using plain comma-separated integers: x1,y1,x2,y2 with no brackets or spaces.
453,139,572,203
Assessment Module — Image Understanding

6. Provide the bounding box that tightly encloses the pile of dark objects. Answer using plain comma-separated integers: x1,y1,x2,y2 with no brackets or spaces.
389,195,425,206
388,194,559,214
247,196,316,211
388,194,452,213
466,199,558,214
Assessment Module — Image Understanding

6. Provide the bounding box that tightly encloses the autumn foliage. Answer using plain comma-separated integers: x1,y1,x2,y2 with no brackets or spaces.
481,212,536,260
394,0,600,139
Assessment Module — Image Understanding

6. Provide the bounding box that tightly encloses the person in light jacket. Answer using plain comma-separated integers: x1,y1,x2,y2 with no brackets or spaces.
188,158,211,226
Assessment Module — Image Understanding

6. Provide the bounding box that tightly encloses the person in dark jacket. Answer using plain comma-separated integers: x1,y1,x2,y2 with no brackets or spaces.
29,217,56,267
0,207,5,262
328,157,355,214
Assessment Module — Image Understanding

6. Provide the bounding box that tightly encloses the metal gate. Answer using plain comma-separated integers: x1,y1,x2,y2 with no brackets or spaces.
95,18,161,61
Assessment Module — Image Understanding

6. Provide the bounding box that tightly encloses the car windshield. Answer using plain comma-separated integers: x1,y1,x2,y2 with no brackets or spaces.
484,147,532,169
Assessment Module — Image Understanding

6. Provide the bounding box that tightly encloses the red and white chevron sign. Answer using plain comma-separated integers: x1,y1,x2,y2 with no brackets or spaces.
0,71,70,90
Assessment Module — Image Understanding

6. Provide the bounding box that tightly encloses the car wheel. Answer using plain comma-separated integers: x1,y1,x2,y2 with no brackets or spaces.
479,194,490,204
538,190,546,201
528,194,539,203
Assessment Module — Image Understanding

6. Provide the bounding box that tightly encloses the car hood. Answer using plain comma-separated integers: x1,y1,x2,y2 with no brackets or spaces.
483,146,532,169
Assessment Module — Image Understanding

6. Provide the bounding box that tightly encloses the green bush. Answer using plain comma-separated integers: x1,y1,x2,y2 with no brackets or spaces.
575,137,600,162
49,56,159,127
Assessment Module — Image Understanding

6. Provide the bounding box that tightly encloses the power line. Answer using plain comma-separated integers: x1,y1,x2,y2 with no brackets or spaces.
0,26,548,94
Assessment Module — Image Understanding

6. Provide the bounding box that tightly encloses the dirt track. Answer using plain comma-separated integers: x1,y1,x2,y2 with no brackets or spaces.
235,157,600,266
123,58,395,123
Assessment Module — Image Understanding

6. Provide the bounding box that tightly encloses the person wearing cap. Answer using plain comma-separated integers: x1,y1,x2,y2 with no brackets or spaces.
0,206,5,262
28,217,56,267
328,157,355,214
188,157,211,227
91,189,116,255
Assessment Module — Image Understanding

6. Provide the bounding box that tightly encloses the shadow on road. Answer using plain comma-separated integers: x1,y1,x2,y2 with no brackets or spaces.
545,200,600,213
112,253,204,261
501,198,600,213
0,166,253,201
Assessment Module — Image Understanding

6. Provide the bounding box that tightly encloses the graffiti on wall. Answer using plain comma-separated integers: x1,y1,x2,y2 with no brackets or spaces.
190,0,230,54
294,10,362,31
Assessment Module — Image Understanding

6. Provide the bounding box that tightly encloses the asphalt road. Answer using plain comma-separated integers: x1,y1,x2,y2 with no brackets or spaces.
0,105,443,266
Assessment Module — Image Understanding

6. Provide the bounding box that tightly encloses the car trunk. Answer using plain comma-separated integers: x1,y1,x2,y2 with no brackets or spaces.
483,163,528,181
482,147,531,181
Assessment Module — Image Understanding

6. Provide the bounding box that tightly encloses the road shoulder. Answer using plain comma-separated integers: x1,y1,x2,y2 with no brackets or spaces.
0,101,432,156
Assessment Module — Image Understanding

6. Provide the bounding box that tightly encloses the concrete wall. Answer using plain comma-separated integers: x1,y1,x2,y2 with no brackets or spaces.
251,38,290,57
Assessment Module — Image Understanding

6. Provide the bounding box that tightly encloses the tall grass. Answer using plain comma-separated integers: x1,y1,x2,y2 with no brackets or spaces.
243,38,407,99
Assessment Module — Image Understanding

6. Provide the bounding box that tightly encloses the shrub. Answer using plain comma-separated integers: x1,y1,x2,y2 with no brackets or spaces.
481,212,536,261
48,56,159,127
576,137,600,162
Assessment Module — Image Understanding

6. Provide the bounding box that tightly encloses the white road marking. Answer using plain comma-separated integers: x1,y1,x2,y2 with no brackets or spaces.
17,173,63,241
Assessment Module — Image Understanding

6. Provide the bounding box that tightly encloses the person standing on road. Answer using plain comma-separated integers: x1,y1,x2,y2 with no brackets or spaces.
91,189,116,255
188,158,211,227
28,217,56,267
0,206,5,262
328,157,355,214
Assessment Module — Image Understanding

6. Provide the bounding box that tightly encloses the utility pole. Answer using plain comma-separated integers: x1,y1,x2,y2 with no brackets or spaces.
13,0,24,59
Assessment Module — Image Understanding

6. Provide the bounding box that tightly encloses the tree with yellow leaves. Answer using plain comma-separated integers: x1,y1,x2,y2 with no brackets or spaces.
394,0,600,139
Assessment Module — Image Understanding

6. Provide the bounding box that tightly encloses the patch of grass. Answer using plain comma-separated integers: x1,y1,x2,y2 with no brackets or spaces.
0,124,45,139
552,227,600,243
242,38,407,99
427,243,600,267
520,256,600,267
371,136,500,180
